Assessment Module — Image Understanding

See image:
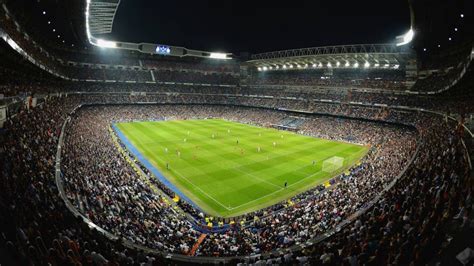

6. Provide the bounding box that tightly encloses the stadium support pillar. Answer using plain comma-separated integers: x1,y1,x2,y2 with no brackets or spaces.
150,70,155,82
188,234,207,256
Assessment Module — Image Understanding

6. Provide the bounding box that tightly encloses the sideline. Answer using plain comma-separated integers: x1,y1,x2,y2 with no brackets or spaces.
112,124,205,212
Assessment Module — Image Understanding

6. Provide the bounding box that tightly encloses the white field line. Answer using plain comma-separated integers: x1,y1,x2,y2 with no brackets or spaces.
226,150,362,210
227,188,284,210
124,130,235,210
144,142,347,211
227,170,323,210
232,167,283,189
149,151,234,211
141,128,350,168
172,169,234,211
130,126,365,212
151,146,318,212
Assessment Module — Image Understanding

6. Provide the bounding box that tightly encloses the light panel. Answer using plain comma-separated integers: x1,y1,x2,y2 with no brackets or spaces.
396,28,414,46
209,53,228,59
96,39,117,48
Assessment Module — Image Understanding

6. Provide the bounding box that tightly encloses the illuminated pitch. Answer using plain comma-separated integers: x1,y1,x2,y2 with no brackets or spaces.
114,119,368,217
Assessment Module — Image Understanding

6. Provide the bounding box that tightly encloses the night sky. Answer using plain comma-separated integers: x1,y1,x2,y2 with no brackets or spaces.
107,0,411,54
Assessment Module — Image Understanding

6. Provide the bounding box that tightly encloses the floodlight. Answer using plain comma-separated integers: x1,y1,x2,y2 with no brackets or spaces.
423,48,427,51
276,66,279,69
258,67,262,71
5,38,20,51
304,64,308,68
318,62,323,67
374,63,380,67
345,61,350,67
209,53,228,59
448,37,452,41
85,0,92,42
96,39,117,48
393,64,400,69
336,61,340,67
455,27,458,31
353,62,359,68
460,14,464,18
364,62,370,68
42,11,46,15
384,64,390,68
263,66,268,71
327,62,332,68
290,65,294,69
48,21,51,24
396,28,414,46
269,66,273,70
312,63,317,68
283,65,287,69
53,29,56,32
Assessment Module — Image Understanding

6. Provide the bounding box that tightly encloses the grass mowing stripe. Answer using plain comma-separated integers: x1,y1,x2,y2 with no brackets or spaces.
116,119,369,217
123,129,236,211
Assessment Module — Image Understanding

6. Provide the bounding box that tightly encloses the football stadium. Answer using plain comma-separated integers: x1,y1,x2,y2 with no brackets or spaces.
0,0,473,265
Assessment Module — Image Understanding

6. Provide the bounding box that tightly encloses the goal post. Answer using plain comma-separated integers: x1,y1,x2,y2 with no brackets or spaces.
322,156,344,173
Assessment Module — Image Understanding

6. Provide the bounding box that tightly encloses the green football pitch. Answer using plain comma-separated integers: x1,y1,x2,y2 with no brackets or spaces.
115,119,369,217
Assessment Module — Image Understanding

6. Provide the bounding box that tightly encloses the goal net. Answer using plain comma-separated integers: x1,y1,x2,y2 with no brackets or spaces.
322,156,344,173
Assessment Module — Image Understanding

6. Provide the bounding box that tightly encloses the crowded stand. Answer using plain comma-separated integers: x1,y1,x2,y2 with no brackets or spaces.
142,59,240,73
1,40,473,262
0,40,61,96
440,59,474,98
0,5,240,86
246,69,409,91
55,51,240,79
411,55,472,92
1,0,473,97
1,4,471,95
1,90,472,264
411,66,462,92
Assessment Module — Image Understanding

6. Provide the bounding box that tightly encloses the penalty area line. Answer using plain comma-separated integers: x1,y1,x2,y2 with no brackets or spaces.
228,169,323,210
151,155,234,211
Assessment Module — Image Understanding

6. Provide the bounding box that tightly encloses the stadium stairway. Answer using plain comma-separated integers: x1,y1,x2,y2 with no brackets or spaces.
188,234,207,256
279,117,306,129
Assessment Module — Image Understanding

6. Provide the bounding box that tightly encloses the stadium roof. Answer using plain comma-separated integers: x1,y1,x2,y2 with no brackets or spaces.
86,0,121,36
246,43,415,69
2,0,471,60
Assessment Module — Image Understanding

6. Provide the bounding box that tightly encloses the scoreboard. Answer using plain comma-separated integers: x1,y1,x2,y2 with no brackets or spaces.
156,45,171,55
90,37,231,59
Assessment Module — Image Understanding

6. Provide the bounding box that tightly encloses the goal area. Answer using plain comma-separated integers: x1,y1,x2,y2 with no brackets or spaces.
322,156,344,173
